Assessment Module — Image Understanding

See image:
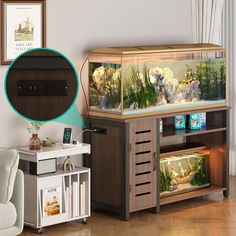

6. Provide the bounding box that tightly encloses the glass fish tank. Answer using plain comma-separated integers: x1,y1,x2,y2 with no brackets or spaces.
160,151,210,197
88,44,226,118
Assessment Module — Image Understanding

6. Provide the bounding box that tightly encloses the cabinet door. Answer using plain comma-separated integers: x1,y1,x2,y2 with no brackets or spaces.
90,121,126,209
129,118,157,212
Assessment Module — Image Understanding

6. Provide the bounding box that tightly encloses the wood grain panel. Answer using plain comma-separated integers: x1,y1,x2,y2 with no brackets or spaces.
135,183,152,195
135,163,152,174
135,142,152,153
129,118,157,212
135,132,152,142
135,153,152,164
135,173,152,184
131,193,155,212
90,122,126,208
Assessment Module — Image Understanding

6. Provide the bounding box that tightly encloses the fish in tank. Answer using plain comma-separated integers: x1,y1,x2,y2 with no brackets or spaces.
160,152,209,196
88,44,226,117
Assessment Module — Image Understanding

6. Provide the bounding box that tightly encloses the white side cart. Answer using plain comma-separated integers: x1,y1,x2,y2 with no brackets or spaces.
17,143,91,234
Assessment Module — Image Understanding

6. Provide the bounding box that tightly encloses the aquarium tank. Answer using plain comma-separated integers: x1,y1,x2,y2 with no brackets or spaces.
88,44,226,118
160,152,209,196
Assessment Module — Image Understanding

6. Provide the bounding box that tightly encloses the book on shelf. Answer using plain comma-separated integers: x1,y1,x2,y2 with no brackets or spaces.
65,187,70,218
72,181,79,218
41,186,62,218
64,176,87,218
80,181,86,216
64,179,81,218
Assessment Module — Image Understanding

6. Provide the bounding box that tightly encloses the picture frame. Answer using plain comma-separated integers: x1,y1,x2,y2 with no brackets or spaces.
0,0,46,65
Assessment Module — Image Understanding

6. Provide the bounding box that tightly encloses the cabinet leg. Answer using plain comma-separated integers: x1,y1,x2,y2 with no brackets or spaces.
36,228,44,234
121,210,130,221
150,206,160,214
223,189,229,198
82,218,88,224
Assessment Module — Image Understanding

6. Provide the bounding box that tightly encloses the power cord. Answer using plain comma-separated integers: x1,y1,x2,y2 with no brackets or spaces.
77,128,99,142
79,56,90,123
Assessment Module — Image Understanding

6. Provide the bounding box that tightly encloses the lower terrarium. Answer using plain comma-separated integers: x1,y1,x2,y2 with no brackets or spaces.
160,152,209,197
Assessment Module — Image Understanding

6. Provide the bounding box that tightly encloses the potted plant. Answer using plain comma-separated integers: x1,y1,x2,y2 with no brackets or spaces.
27,122,44,150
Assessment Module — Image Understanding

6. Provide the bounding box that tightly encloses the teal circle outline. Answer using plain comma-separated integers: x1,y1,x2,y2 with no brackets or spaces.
4,47,80,123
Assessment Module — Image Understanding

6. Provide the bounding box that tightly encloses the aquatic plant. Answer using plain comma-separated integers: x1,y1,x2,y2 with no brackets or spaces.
123,65,156,109
196,60,225,100
190,154,208,186
160,166,173,192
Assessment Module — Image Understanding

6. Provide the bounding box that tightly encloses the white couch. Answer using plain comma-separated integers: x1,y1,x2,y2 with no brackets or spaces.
0,149,24,236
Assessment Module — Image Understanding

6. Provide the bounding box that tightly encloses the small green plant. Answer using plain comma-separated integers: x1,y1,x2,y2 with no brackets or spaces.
27,122,44,134
190,154,208,186
123,65,156,109
160,166,173,192
196,60,225,100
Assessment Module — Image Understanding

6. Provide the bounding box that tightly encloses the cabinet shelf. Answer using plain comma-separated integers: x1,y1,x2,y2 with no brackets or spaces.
160,185,226,205
160,142,208,158
161,125,226,139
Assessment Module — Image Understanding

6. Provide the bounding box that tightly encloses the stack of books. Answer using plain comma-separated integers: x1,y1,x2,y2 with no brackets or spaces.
65,180,86,218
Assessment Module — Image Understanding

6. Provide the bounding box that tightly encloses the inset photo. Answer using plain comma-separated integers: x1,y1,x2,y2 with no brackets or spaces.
5,48,78,121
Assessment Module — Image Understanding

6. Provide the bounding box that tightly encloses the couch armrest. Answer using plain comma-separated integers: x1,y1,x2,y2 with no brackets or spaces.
11,170,24,234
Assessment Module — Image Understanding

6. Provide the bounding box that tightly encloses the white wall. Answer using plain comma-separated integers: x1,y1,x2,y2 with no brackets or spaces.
0,0,192,149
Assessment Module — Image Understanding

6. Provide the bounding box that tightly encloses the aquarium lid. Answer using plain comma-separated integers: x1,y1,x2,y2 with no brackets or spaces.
90,44,224,55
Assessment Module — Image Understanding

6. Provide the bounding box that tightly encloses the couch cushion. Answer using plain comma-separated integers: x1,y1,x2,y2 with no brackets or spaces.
0,149,19,203
0,202,17,230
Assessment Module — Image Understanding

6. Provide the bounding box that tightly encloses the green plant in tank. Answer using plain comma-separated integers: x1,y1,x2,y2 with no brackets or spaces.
123,65,156,109
190,154,208,186
219,61,226,99
196,61,211,100
196,60,225,101
160,165,173,192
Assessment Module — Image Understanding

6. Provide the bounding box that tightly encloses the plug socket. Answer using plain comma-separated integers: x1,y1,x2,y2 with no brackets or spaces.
93,127,107,134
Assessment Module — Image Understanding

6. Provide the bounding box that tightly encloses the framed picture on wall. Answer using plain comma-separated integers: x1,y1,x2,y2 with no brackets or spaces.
0,0,46,65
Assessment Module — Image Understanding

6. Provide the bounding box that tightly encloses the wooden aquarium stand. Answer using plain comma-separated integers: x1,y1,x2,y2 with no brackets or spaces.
84,106,229,220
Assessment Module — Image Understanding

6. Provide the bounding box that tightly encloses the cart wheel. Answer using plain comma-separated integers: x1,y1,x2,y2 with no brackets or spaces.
37,227,45,234
82,218,88,224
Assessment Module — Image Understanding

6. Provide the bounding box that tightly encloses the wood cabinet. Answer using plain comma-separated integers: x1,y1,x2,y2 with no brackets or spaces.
85,107,229,220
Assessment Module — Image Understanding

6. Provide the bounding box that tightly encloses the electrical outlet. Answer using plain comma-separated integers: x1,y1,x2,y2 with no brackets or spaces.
93,127,107,134
17,80,68,96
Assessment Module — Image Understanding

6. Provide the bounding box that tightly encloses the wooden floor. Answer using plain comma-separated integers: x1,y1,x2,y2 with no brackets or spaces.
21,177,236,236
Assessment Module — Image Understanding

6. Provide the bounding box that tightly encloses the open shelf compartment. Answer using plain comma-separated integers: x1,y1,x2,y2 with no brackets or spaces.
160,185,226,205
160,143,210,198
160,109,227,139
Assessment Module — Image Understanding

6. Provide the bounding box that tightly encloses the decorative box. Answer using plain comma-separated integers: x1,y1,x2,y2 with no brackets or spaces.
29,158,57,175
174,115,186,129
189,113,201,130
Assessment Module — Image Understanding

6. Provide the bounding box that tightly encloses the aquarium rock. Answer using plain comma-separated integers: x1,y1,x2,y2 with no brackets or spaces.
163,77,179,103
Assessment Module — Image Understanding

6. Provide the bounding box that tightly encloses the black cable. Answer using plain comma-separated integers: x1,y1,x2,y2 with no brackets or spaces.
79,56,91,127
79,56,89,114
78,57,92,151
